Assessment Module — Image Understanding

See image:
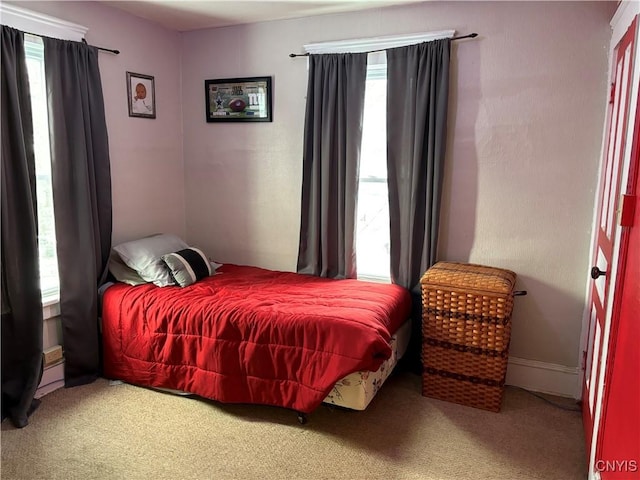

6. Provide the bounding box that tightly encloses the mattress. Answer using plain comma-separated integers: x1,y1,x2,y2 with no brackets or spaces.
323,319,411,410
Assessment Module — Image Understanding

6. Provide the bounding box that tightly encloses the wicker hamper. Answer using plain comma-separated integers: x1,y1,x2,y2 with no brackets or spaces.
420,261,518,412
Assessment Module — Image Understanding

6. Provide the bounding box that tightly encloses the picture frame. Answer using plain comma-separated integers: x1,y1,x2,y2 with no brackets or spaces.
205,76,272,122
127,72,156,119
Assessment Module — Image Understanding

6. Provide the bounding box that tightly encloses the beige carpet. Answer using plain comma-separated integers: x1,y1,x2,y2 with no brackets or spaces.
1,373,586,480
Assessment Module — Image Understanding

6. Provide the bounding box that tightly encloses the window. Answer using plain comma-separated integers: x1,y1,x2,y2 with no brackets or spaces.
24,34,59,302
304,30,455,282
2,3,87,307
356,52,390,281
303,30,455,283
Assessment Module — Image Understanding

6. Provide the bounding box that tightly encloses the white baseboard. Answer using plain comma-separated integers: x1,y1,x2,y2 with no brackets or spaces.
505,356,579,398
35,361,65,399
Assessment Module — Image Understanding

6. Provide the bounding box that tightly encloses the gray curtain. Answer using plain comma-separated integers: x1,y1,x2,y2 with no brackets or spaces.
386,39,450,370
297,53,367,278
43,37,112,387
1,25,44,428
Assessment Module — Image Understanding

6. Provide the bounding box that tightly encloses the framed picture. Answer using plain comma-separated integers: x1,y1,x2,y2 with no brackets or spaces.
127,72,156,119
205,76,272,122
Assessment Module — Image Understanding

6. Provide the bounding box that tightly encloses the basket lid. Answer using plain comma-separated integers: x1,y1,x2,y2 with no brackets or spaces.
420,261,516,294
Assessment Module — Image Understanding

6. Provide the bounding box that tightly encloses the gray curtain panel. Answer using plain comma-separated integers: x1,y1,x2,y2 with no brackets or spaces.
43,37,112,387
297,53,367,279
386,39,450,372
1,26,44,428
386,39,450,292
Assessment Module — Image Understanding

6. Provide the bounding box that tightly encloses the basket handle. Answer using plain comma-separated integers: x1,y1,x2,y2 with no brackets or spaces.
513,290,528,296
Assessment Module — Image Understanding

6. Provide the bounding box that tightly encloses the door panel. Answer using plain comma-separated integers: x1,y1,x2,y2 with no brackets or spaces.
582,17,637,459
596,52,640,480
600,60,623,233
607,49,632,239
588,321,602,415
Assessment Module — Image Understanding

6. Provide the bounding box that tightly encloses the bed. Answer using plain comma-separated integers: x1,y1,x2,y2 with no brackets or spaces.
323,318,411,410
101,236,412,421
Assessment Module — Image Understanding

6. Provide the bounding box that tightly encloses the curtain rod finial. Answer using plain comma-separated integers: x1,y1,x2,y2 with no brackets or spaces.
469,33,478,38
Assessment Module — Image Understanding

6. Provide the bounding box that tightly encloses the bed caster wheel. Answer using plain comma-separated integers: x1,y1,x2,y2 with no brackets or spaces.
297,412,308,425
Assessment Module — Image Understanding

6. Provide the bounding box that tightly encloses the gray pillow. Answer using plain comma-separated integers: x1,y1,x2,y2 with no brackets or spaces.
162,247,212,287
112,233,188,287
108,251,147,286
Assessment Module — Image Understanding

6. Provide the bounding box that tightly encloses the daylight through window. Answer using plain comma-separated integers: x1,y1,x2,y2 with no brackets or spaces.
24,34,59,302
356,52,390,282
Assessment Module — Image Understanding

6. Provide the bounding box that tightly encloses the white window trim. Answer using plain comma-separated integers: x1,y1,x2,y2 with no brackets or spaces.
0,3,87,41
303,29,456,54
358,275,392,284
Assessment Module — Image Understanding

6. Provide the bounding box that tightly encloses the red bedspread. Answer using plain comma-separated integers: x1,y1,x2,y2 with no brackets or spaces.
102,264,411,413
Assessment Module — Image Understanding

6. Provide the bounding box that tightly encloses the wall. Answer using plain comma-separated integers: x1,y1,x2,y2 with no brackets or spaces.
181,1,615,372
7,0,185,245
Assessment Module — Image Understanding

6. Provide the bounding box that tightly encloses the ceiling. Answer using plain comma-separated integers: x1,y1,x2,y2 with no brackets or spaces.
102,0,427,32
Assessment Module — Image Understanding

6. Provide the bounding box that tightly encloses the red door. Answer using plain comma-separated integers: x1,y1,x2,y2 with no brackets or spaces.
594,75,640,480
582,17,637,458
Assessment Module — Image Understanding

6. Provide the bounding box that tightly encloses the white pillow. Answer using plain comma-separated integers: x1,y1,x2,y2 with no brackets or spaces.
112,234,188,287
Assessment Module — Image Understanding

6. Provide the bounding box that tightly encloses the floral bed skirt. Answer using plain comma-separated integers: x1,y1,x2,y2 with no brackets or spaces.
323,319,412,411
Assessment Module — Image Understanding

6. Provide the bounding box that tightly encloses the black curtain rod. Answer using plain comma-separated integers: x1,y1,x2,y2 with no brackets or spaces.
289,32,478,58
81,38,120,55
20,29,120,54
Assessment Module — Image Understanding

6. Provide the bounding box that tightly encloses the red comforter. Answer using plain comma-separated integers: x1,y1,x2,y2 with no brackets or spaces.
102,264,411,413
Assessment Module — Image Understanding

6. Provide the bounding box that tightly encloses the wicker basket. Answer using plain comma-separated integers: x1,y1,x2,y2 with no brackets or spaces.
420,261,517,412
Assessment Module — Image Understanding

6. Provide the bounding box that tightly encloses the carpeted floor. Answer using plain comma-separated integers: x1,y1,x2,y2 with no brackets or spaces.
1,372,586,480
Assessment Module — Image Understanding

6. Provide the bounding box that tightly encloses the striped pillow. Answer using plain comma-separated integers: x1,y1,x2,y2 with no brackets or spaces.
161,247,212,287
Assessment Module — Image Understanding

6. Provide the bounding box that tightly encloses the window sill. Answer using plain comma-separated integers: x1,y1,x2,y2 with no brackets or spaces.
42,296,60,320
358,275,391,284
